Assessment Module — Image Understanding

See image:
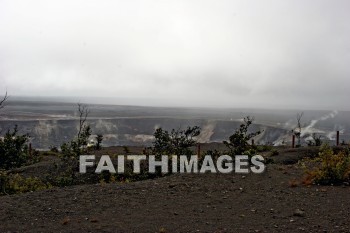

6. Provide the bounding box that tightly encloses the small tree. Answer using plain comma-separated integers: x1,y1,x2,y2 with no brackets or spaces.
0,92,32,170
303,143,350,185
308,133,322,147
152,126,201,156
293,112,304,147
77,103,91,148
61,103,91,158
223,116,261,156
0,126,29,169
57,104,91,186
95,134,103,150
313,133,322,146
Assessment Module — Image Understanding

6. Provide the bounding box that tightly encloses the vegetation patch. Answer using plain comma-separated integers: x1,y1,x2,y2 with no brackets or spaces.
0,170,51,195
302,144,350,185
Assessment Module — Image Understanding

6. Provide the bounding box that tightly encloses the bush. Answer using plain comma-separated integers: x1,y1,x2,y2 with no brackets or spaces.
0,126,30,170
61,124,92,159
223,116,261,156
0,170,51,195
95,134,103,150
307,133,323,147
60,140,81,159
47,155,80,187
54,174,75,187
51,104,96,187
303,143,350,185
151,126,201,156
59,124,92,178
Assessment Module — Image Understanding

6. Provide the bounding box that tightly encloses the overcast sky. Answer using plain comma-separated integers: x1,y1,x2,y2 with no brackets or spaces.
0,0,349,110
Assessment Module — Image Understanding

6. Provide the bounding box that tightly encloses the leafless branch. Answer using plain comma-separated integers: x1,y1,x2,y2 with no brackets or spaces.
295,112,304,146
77,103,90,140
0,91,8,110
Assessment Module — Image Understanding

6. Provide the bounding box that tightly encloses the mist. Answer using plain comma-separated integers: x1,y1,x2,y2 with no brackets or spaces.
1,0,349,110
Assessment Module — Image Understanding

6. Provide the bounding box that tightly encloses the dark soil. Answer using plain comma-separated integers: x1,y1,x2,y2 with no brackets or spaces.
1,147,350,233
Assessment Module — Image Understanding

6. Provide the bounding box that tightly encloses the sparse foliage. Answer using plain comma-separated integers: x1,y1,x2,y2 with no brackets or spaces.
95,134,103,150
151,126,201,156
0,171,51,195
61,103,91,158
307,133,323,146
303,143,350,185
0,92,39,170
57,104,92,187
293,112,304,147
0,126,30,169
77,103,91,148
0,91,8,111
223,116,261,156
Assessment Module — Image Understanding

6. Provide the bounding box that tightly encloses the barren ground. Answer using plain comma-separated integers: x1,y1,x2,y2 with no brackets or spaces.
1,148,350,233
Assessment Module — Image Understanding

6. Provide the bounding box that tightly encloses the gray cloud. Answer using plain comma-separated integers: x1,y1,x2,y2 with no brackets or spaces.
0,0,349,110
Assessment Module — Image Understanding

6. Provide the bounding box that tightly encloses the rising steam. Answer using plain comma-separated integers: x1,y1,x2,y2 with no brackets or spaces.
301,110,338,137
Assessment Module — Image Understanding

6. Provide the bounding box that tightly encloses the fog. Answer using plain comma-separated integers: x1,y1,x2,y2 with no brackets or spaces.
1,0,349,110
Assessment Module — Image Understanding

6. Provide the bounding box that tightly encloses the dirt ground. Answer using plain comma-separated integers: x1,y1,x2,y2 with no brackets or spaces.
1,158,350,233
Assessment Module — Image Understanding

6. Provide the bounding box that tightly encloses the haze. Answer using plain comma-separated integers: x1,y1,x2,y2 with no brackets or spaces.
1,0,349,110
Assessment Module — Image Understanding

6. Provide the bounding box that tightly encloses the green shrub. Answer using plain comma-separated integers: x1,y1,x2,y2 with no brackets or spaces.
47,157,79,187
95,134,103,150
54,175,75,187
307,133,323,147
59,125,91,182
60,141,80,158
0,170,51,195
303,143,350,185
0,126,29,169
223,116,261,156
151,126,200,156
